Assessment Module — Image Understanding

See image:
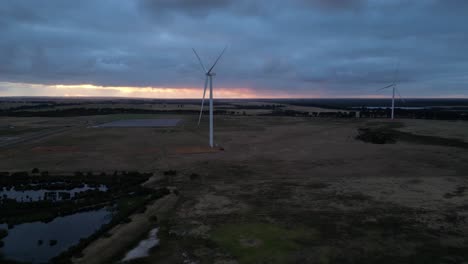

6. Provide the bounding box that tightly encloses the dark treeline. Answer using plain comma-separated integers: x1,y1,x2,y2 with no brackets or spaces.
263,98,468,109
0,170,151,189
1,100,467,120
231,104,285,109
263,110,357,118
0,98,215,106
6,102,82,111
262,108,468,120
359,108,468,120
2,107,467,120
0,108,202,117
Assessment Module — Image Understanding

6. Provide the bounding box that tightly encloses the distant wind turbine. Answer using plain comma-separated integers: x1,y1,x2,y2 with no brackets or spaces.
192,47,227,148
377,63,403,120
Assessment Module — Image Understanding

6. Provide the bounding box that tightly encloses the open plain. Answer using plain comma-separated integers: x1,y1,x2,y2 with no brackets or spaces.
1,100,468,263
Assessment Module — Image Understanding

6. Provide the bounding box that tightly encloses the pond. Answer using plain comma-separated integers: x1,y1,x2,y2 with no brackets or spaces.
0,184,108,202
0,207,112,263
122,227,159,262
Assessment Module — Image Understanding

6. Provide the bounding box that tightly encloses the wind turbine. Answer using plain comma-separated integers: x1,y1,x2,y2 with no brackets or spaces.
377,63,402,120
192,47,227,148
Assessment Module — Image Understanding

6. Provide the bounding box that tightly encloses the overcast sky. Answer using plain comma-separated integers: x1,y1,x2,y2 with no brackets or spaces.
0,0,467,98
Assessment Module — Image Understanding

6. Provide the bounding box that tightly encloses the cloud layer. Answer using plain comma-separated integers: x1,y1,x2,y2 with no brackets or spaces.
0,0,467,97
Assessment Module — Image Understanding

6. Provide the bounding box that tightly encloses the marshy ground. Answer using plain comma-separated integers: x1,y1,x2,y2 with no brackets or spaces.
1,111,468,263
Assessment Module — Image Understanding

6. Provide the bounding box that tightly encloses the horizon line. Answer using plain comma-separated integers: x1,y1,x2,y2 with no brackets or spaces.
1,95,468,100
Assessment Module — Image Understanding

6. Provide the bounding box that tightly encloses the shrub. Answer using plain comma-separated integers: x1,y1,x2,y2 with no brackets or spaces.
164,170,177,176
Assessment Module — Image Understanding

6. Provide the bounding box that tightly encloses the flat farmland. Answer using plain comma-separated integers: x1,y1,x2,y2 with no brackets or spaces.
1,113,468,263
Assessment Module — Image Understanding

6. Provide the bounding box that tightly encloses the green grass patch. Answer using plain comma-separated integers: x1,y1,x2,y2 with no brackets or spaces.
211,223,317,263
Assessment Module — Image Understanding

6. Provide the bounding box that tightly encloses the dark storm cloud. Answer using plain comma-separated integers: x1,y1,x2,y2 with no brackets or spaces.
140,0,235,17
0,0,467,97
302,0,366,10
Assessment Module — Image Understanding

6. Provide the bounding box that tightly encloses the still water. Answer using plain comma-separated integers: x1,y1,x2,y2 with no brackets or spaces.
122,227,159,262
0,208,112,263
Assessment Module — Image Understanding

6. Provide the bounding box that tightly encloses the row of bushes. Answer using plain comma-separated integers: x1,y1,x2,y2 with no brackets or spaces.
359,109,468,120
0,171,155,226
264,110,358,118
0,107,230,117
0,170,152,189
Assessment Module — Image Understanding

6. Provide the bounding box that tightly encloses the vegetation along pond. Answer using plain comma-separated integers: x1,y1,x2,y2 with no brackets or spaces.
0,170,170,264
0,184,107,202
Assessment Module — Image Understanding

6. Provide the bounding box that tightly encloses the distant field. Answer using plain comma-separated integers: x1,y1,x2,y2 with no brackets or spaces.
1,98,467,120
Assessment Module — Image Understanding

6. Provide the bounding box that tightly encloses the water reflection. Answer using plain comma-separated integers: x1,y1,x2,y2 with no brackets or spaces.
122,227,159,262
0,208,112,263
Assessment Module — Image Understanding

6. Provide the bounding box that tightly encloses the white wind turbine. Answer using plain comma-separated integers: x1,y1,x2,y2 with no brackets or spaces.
192,47,227,148
377,63,402,120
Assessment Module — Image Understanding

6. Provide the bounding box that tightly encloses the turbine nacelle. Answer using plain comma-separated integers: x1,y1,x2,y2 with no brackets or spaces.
376,62,403,120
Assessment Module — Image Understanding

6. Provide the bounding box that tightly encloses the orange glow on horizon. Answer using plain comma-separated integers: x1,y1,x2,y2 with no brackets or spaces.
1,82,467,99
51,84,313,99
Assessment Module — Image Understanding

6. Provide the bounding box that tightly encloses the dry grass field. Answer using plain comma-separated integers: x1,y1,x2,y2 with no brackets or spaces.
1,113,468,263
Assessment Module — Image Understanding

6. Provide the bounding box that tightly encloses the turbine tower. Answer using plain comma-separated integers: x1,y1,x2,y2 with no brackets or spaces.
192,47,226,148
377,63,401,120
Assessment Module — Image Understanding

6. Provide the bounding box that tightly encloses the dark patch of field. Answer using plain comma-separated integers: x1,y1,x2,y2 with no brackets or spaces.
96,119,181,128
357,121,468,149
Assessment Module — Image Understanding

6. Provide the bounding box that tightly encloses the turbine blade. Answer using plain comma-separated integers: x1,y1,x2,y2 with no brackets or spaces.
396,86,406,103
192,48,207,73
207,46,227,74
394,61,400,85
198,76,209,126
376,84,395,91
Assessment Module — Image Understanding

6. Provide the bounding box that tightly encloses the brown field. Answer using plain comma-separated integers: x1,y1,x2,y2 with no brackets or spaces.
1,112,468,263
